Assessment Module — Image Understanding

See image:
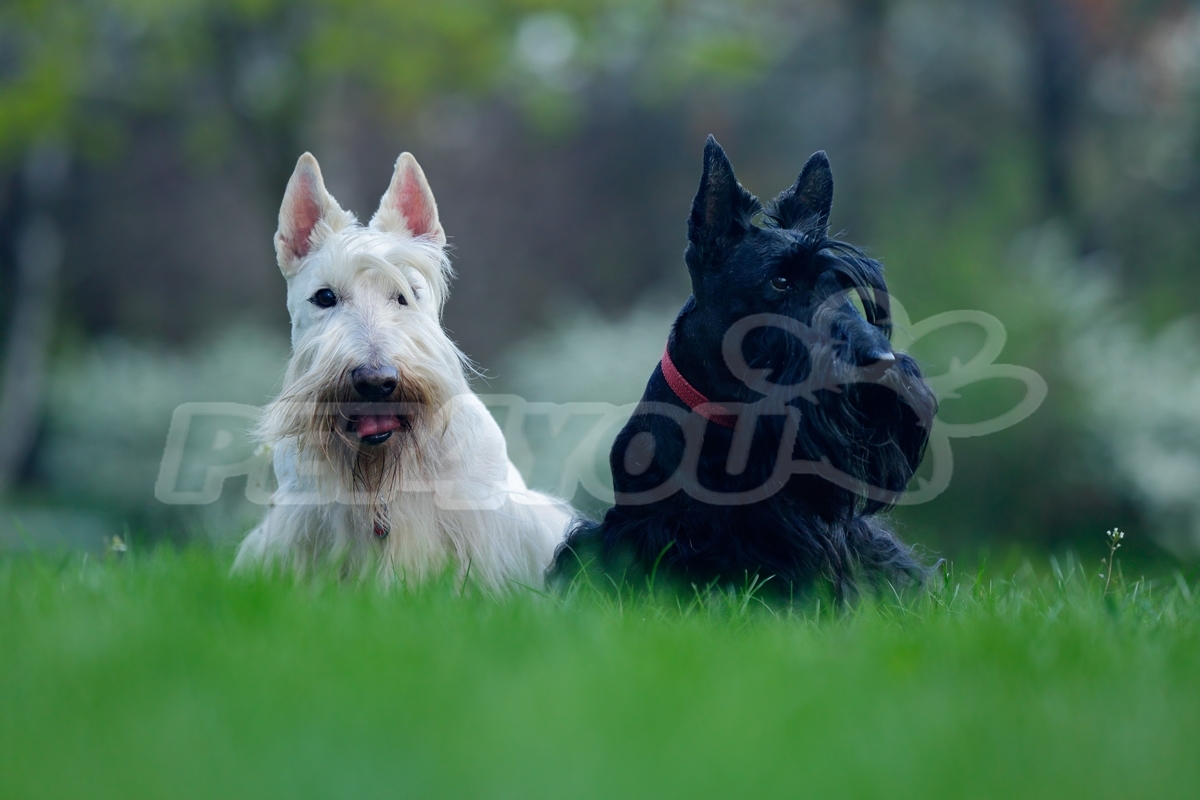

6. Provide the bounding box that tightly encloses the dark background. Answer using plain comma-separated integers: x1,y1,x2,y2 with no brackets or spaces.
2,0,1198,567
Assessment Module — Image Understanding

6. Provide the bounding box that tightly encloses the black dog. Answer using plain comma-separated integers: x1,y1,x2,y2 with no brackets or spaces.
551,137,937,601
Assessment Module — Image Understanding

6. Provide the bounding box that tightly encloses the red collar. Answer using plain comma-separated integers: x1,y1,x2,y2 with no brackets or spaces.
660,345,737,429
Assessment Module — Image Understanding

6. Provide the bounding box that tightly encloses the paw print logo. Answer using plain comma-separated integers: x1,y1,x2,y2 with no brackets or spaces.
889,298,1048,505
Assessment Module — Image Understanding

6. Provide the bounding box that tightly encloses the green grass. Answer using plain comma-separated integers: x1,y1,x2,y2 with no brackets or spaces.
2,548,1198,799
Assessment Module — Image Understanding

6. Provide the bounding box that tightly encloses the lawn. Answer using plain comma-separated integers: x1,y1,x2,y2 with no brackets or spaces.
2,545,1198,799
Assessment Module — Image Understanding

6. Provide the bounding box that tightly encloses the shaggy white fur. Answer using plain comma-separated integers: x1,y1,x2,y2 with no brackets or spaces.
234,152,571,590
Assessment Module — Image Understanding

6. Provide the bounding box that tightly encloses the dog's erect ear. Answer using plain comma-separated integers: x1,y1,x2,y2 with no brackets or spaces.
275,153,353,277
370,152,446,245
768,151,833,234
687,135,759,261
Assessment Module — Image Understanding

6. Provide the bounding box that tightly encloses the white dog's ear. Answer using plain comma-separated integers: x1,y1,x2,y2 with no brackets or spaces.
370,152,446,245
275,153,353,277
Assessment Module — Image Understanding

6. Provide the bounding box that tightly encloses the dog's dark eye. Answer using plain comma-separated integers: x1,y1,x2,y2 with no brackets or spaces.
770,276,790,292
396,293,408,306
310,288,337,308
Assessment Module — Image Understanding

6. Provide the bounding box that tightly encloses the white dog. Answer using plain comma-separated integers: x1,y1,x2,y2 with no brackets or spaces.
234,152,571,590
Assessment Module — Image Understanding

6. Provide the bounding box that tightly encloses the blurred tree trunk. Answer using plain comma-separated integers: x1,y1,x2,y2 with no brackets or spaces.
1023,0,1085,221
208,10,307,202
0,146,69,495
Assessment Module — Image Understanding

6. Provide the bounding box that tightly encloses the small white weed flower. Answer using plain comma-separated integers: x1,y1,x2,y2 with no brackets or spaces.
1102,528,1127,596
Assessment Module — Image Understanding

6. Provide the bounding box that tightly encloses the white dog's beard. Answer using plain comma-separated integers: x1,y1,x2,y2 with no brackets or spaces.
266,371,450,495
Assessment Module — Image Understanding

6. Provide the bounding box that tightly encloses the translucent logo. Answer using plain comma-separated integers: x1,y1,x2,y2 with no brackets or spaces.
155,297,1046,507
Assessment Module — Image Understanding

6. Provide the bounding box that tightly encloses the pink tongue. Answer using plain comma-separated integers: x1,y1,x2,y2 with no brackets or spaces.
356,415,401,438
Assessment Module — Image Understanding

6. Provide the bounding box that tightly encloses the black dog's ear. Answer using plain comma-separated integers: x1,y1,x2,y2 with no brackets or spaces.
768,150,833,235
687,135,759,261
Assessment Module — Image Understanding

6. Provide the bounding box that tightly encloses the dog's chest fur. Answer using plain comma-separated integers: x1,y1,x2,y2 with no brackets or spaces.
246,393,562,587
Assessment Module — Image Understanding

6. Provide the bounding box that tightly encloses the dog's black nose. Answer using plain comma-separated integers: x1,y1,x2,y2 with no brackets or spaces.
351,364,399,401
858,348,895,381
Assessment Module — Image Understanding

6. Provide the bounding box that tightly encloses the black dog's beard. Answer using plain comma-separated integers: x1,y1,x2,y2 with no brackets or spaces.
744,338,933,509
641,279,937,513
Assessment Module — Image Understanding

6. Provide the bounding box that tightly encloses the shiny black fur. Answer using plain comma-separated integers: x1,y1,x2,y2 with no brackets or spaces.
550,137,937,601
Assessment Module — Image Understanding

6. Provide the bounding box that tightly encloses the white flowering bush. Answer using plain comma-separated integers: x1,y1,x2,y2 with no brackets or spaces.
37,326,289,530
1023,225,1200,557
492,298,679,404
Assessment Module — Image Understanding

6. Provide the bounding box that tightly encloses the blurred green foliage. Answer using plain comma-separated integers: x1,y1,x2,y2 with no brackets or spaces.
2,1,1199,562
0,0,779,167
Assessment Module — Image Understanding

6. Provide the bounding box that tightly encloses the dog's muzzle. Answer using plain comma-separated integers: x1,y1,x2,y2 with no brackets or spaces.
347,365,403,445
